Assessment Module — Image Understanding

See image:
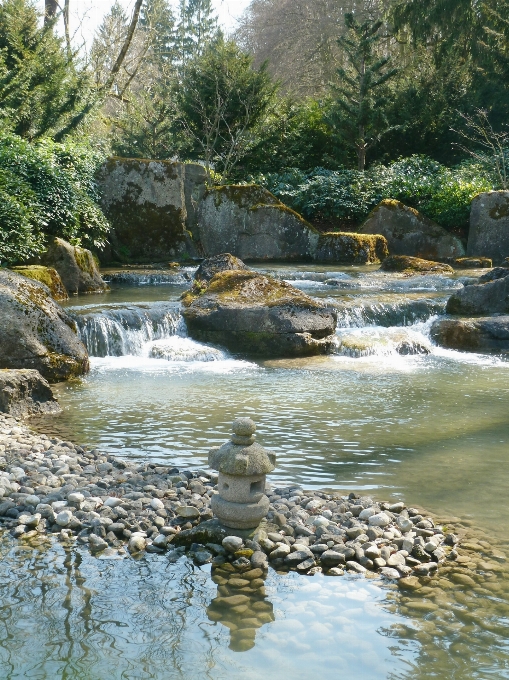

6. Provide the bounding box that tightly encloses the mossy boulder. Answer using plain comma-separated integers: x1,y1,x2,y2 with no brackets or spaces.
10,265,68,301
360,199,465,260
40,238,107,295
380,255,454,274
314,232,388,264
446,268,509,315
193,185,320,261
0,270,89,382
97,158,203,262
451,257,492,269
194,253,249,285
0,369,61,418
182,256,338,357
467,191,509,265
431,317,509,352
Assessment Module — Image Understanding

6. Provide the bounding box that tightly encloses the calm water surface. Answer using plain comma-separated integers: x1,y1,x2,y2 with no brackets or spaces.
5,264,509,679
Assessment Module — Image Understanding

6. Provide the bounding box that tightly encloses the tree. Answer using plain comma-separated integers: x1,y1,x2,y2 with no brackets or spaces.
327,13,398,170
175,38,277,182
0,0,93,140
175,0,219,77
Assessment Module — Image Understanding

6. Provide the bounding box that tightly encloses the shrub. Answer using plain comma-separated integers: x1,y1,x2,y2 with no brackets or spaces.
0,134,109,264
254,155,494,232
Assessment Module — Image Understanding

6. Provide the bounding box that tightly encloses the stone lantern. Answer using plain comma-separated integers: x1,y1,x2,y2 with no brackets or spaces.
209,417,276,529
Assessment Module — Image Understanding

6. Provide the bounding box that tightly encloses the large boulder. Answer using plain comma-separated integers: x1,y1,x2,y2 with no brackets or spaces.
10,265,68,300
193,185,320,261
446,268,509,315
431,317,509,352
380,255,454,274
0,270,89,382
97,158,202,262
0,369,61,418
360,199,465,260
40,238,107,295
467,191,509,265
182,255,338,357
314,232,388,264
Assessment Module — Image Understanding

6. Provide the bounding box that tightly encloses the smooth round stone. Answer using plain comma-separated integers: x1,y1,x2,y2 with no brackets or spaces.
398,575,422,590
359,507,376,520
25,495,40,506
67,492,84,505
327,567,344,576
369,512,391,527
380,567,401,580
25,513,41,527
313,516,329,528
397,516,413,532
269,544,290,559
128,535,147,553
52,501,68,512
150,498,165,511
222,536,243,553
152,534,168,548
177,505,200,519
89,534,108,552
231,418,256,437
56,510,72,527
104,497,122,508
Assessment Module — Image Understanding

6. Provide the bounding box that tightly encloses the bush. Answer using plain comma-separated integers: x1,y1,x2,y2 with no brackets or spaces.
0,134,109,264
254,155,494,233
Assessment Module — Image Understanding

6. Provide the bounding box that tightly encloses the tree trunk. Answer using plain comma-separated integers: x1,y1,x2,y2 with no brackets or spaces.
63,0,71,60
103,0,145,94
44,0,58,25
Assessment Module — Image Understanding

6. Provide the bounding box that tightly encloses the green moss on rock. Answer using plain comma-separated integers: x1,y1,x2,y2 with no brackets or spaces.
315,232,388,264
10,266,68,301
381,255,454,274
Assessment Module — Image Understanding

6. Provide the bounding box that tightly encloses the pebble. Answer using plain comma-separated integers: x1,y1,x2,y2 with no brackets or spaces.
56,510,72,527
177,506,200,519
128,535,147,553
222,536,243,553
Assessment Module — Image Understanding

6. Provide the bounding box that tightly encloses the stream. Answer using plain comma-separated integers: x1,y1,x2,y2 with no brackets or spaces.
4,263,509,679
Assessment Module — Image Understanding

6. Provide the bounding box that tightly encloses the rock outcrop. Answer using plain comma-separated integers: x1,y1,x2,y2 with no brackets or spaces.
431,317,509,352
97,159,387,264
182,255,338,357
0,270,89,382
192,185,320,261
446,268,509,315
360,199,465,260
450,257,492,269
40,238,107,295
10,265,68,301
380,255,454,274
0,369,61,417
97,158,201,262
467,191,509,265
314,232,388,264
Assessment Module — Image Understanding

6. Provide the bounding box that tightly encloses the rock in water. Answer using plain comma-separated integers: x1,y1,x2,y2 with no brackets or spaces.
182,255,337,358
467,191,509,265
194,253,250,285
0,269,89,382
446,268,509,315
0,369,61,417
380,255,454,274
40,237,107,295
431,316,509,352
360,199,464,260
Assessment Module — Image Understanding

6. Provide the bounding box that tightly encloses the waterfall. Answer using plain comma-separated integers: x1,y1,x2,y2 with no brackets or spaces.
74,303,183,357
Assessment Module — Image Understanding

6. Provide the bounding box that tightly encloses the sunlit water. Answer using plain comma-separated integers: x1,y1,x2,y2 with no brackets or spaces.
5,264,509,679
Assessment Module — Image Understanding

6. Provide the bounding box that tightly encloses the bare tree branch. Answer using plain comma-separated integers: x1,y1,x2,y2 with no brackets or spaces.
103,0,145,94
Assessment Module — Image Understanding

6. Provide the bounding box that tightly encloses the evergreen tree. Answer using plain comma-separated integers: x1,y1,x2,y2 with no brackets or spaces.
0,0,92,140
327,13,398,170
175,0,219,77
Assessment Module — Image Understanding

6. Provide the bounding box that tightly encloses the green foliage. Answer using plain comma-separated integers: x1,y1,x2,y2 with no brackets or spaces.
175,37,277,181
254,156,493,232
0,0,93,141
0,133,109,264
327,13,398,171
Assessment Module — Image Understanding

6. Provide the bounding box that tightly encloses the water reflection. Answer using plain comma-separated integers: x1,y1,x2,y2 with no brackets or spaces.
207,559,273,652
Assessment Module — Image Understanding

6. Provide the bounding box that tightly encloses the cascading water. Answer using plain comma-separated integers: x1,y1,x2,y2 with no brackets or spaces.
74,302,183,357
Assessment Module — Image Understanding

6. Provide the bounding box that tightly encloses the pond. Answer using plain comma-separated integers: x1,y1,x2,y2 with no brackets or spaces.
7,263,509,679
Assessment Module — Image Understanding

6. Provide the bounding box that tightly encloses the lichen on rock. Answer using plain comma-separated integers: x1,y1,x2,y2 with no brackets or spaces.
40,238,107,295
381,255,454,274
314,232,388,264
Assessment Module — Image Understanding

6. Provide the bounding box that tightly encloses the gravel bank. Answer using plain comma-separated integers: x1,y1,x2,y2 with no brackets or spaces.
0,413,470,585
